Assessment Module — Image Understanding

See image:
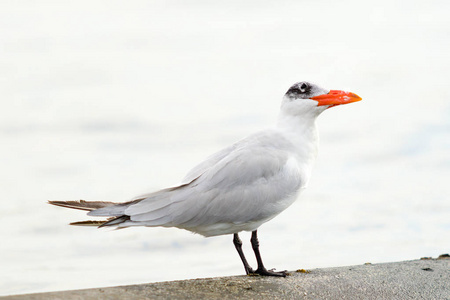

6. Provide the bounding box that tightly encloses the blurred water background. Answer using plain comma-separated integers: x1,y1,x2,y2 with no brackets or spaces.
1,0,449,296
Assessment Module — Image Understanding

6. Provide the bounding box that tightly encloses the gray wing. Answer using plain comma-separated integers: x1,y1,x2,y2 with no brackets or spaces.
181,143,237,184
121,131,303,231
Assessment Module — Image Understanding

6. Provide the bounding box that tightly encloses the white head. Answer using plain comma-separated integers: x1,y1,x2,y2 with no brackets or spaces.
280,81,362,119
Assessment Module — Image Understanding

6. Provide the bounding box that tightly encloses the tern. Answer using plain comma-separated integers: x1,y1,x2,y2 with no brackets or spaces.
49,81,361,277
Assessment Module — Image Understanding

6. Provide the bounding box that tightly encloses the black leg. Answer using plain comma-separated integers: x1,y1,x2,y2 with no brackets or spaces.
250,230,287,277
233,233,254,275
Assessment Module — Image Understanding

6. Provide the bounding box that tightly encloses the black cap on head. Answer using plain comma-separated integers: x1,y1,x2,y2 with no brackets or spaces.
285,82,329,100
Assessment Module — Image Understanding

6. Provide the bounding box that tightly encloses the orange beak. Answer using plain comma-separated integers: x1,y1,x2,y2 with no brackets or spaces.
311,90,362,107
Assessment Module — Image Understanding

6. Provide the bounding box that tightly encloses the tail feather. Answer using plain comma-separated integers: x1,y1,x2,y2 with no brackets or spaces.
69,216,130,227
87,199,141,217
48,200,118,211
48,200,133,228
99,215,131,228
70,220,109,226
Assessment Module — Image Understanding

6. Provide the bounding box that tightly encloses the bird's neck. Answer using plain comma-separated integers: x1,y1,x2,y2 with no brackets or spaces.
276,112,320,158
276,112,320,188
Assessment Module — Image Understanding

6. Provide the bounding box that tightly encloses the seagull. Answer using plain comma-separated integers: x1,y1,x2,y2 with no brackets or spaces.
49,81,361,277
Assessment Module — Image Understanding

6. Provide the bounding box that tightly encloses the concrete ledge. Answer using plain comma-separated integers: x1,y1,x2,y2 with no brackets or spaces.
4,256,449,299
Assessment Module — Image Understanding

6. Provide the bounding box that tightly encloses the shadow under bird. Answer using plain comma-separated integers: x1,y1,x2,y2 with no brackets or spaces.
49,81,362,277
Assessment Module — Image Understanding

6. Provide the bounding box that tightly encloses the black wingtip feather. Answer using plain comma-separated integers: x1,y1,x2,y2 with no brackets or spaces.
48,200,118,211
98,215,130,228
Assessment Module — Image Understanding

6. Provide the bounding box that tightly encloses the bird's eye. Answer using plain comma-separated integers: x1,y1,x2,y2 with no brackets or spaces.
299,83,308,93
285,82,311,99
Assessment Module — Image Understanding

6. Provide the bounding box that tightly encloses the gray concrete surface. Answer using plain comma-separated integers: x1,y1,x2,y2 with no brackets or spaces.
4,256,449,299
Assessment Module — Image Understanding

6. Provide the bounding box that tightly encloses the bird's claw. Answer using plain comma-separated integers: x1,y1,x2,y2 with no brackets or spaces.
245,267,255,275
249,268,287,277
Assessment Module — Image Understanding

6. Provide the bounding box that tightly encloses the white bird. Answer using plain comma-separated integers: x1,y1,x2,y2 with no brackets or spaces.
49,81,361,277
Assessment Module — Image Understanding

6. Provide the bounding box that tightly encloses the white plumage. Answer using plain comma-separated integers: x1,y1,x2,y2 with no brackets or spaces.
49,81,361,276
90,100,325,236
